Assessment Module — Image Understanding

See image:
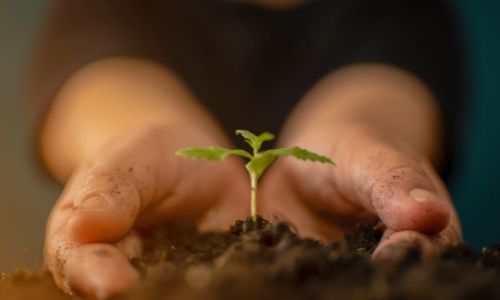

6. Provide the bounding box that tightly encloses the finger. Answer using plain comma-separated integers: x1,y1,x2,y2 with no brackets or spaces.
197,163,250,232
372,230,437,260
259,161,346,240
62,166,143,244
66,244,139,299
115,230,143,260
46,219,143,298
333,133,450,234
373,224,462,260
50,130,176,244
46,235,140,299
132,154,249,231
373,206,462,259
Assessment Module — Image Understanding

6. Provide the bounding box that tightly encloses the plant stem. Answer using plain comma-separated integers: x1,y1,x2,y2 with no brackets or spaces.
250,174,258,223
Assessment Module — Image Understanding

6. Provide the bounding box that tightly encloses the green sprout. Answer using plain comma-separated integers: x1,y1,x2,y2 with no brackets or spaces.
176,130,334,223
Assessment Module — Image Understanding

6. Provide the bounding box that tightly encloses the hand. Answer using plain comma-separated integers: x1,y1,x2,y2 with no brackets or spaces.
44,125,249,299
260,126,462,258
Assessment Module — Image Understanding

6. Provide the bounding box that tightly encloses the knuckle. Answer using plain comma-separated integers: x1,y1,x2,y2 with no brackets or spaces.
83,166,131,188
375,165,430,191
370,165,431,210
378,165,428,187
74,166,138,204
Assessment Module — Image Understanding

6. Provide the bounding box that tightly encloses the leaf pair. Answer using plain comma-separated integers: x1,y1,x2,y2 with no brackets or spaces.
176,129,334,222
176,130,333,179
235,130,274,154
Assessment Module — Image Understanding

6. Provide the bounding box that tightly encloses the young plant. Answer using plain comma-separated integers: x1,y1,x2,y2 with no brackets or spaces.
176,130,334,223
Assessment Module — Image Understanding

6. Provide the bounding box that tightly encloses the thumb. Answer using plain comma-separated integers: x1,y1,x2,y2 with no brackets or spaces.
63,166,143,244
333,134,450,234
57,127,180,244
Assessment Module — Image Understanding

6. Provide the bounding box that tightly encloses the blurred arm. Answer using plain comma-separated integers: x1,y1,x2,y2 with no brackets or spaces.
279,64,442,162
40,57,226,182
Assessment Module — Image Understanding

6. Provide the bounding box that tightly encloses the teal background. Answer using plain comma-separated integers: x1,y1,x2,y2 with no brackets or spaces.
451,0,500,248
0,0,498,272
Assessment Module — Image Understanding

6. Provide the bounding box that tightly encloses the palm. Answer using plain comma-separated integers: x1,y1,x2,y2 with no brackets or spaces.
45,126,249,298
259,158,371,240
260,131,461,258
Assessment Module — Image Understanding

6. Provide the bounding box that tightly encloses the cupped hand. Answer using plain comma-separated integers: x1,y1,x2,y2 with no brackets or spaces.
44,125,249,299
260,126,462,258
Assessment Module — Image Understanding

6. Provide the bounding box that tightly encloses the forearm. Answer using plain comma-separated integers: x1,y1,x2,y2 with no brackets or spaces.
279,64,442,163
40,57,226,182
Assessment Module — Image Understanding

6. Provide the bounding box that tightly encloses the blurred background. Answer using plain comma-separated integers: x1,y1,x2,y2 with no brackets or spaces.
0,0,499,273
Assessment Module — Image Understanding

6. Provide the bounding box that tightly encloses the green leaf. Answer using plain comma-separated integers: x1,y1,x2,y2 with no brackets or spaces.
263,147,334,165
245,152,277,179
253,132,275,152
176,147,252,160
235,129,275,153
235,130,259,144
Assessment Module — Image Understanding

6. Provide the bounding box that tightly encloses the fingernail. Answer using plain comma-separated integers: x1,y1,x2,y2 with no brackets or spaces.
409,188,436,203
77,196,107,210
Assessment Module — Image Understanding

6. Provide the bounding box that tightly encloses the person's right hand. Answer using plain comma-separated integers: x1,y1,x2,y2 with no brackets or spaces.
44,125,249,299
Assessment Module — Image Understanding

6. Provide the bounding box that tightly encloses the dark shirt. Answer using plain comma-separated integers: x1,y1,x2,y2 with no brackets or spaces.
29,0,464,171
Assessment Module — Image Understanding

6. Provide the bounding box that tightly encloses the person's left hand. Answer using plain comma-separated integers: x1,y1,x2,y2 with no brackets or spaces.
259,125,462,258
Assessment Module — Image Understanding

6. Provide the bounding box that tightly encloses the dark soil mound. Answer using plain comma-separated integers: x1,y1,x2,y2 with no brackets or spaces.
123,217,500,300
1,217,500,300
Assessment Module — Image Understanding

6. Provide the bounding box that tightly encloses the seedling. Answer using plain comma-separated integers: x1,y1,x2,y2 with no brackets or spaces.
176,130,334,223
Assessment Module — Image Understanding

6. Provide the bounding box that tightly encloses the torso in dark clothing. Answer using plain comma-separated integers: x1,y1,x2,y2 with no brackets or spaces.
30,0,464,160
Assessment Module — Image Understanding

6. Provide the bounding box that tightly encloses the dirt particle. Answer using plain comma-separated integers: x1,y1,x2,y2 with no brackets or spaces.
93,249,113,258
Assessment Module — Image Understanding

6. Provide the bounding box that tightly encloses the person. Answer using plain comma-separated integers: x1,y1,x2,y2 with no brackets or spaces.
30,0,464,298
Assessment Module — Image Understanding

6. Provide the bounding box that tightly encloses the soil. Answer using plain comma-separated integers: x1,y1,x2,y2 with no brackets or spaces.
1,217,499,300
